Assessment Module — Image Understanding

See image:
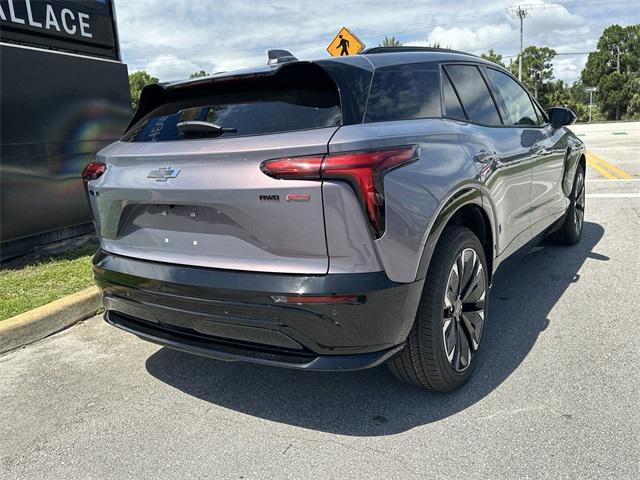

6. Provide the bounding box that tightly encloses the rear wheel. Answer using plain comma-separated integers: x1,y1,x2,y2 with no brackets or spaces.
549,165,585,245
388,226,489,391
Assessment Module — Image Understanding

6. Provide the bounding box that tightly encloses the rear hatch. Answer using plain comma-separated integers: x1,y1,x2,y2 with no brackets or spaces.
88,63,343,274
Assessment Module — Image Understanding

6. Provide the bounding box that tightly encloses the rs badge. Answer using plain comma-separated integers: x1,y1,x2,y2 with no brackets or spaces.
286,193,310,201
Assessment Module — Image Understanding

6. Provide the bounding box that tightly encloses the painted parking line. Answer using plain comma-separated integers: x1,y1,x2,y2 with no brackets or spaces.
587,157,617,179
586,152,634,180
587,178,640,182
586,193,640,198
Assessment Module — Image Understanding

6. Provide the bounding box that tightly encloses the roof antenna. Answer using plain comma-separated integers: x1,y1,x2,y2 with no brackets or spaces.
267,49,298,66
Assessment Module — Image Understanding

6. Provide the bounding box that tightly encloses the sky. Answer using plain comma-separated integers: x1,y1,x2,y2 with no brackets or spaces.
115,0,640,84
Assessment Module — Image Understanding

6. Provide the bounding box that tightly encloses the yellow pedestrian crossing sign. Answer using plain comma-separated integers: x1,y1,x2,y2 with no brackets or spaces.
327,27,365,57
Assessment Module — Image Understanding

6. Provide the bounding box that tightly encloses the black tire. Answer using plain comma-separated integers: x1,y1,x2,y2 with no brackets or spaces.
548,165,585,245
388,226,489,391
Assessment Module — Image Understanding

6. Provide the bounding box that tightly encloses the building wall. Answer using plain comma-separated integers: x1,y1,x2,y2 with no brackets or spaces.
0,0,131,259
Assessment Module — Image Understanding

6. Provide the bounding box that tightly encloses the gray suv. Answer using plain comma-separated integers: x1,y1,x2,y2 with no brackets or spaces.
85,47,585,391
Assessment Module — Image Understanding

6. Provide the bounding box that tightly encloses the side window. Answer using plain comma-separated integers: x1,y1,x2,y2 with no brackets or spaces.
442,71,466,120
444,65,502,125
365,64,441,123
485,68,540,126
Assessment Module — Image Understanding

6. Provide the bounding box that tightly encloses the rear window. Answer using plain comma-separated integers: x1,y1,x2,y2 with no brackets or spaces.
364,64,441,123
123,81,341,142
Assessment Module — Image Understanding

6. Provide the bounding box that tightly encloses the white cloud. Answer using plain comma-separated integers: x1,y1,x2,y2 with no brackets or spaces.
426,23,515,51
553,54,589,83
144,54,204,82
509,0,584,29
115,0,635,84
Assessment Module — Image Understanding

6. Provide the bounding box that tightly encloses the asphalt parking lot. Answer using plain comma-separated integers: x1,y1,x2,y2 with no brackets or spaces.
1,123,638,480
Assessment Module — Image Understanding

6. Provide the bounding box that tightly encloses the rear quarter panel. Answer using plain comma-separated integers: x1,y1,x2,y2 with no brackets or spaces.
327,118,481,283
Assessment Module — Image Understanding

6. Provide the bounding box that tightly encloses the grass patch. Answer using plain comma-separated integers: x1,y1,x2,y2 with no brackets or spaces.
0,243,98,321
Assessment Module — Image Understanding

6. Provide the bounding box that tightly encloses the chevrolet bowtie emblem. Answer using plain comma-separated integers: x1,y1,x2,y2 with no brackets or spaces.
147,167,180,182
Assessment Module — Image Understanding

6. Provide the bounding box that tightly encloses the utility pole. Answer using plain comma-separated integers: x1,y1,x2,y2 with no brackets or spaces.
509,6,529,81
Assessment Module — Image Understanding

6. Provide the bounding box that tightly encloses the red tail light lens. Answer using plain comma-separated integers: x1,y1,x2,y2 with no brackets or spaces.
270,294,361,305
260,155,323,180
81,161,106,181
260,146,418,237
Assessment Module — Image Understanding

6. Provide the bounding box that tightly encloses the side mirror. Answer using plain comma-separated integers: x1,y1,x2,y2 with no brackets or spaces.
548,107,576,128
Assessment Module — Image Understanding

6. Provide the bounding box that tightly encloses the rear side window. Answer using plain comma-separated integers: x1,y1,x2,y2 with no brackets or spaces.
365,64,440,123
444,65,502,125
123,81,341,142
442,71,466,120
485,68,540,126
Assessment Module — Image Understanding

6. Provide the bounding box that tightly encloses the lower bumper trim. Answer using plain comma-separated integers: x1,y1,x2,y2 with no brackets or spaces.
106,310,404,371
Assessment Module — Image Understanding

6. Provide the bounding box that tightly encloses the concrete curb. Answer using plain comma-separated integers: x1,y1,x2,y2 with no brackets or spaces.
0,286,102,355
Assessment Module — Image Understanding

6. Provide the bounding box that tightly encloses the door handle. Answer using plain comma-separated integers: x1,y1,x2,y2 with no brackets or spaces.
529,145,545,155
473,150,500,165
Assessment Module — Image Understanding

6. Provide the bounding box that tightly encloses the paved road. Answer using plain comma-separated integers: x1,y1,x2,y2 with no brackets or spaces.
570,122,639,180
1,126,639,480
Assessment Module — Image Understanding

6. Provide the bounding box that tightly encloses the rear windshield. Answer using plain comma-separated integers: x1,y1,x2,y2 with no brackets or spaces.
123,79,341,142
364,63,441,123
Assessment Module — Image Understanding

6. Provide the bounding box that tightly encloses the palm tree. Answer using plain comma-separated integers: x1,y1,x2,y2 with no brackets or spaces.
380,36,402,47
189,70,209,79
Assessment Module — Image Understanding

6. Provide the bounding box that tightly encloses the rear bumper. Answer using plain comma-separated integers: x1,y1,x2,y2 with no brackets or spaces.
93,250,423,371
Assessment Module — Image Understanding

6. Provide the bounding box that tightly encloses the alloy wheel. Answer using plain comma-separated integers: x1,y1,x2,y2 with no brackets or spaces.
442,248,486,372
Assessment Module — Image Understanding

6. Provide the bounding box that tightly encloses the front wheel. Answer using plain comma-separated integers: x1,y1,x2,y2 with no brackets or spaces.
388,226,489,391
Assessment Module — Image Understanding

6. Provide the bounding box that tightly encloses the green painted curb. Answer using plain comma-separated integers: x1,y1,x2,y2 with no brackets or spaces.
0,286,101,355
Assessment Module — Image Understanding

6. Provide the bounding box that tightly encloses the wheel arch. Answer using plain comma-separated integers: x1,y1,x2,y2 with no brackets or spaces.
562,144,586,196
416,187,496,283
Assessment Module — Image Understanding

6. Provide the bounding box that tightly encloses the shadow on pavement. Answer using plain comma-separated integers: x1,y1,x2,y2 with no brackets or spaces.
146,222,605,436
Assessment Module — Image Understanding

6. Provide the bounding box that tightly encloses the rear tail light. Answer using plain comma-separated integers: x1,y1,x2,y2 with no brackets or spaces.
259,155,323,180
81,161,106,181
261,146,418,238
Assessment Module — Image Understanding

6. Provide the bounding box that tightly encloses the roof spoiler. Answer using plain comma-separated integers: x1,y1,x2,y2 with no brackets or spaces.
267,49,297,65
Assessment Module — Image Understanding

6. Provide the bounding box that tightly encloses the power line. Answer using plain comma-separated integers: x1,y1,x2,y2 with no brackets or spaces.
502,51,592,58
122,0,640,72
123,8,508,65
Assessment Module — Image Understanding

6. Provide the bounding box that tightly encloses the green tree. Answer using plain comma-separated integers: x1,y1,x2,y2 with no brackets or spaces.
480,49,505,67
128,70,159,111
545,80,590,121
510,46,556,101
625,75,640,119
598,71,633,120
581,24,640,119
189,70,209,78
380,36,402,47
569,79,590,106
